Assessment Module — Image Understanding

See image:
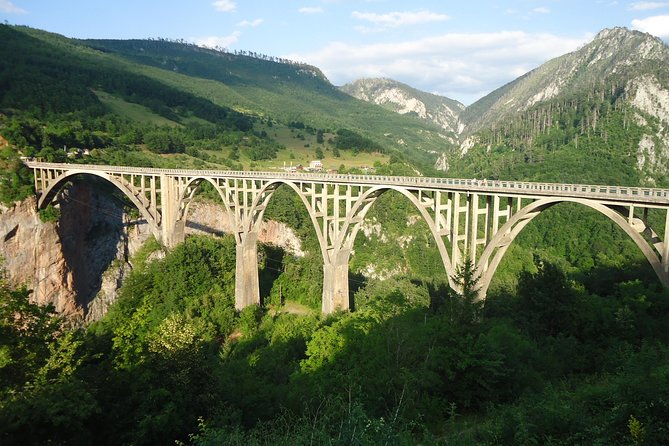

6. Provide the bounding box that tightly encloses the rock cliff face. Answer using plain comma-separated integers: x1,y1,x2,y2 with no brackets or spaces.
0,181,152,323
0,187,304,323
186,200,305,257
0,196,80,317
340,78,464,142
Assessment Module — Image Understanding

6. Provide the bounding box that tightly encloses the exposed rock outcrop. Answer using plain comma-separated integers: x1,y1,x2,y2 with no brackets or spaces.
186,200,305,257
340,78,464,138
0,196,80,317
0,181,151,323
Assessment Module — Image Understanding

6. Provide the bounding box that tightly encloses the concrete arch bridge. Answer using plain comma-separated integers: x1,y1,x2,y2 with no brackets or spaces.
26,161,669,314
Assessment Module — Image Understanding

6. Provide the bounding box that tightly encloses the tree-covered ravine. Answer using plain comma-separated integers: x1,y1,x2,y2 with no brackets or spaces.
2,189,669,444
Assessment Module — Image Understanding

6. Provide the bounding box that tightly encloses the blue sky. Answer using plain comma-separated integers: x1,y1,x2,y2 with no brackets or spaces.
2,1,669,104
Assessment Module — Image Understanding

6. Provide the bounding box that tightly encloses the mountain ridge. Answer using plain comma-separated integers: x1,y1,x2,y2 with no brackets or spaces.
0,24,451,173
460,26,669,136
339,27,669,185
2,24,668,185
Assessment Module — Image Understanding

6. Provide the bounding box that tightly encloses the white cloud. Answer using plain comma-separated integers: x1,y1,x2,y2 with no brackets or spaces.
352,10,449,28
288,31,587,105
298,7,324,14
0,0,26,14
212,0,236,12
632,14,669,37
238,19,264,27
192,32,241,49
629,2,669,10
532,7,551,14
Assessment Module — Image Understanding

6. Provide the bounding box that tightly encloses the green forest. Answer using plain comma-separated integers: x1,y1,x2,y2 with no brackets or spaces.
2,23,669,445
2,232,669,445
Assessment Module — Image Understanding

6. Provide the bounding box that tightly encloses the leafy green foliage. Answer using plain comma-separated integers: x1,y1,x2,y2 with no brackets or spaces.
450,86,667,187
1,230,668,444
0,271,100,445
0,148,34,204
37,204,60,223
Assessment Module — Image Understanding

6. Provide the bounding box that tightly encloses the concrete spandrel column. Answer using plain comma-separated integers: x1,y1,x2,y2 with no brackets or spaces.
235,231,260,310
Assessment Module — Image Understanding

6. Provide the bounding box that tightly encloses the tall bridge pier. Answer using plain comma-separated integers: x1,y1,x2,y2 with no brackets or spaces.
27,161,669,314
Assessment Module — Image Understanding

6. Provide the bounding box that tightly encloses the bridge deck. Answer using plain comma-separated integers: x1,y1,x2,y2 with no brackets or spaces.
25,161,669,206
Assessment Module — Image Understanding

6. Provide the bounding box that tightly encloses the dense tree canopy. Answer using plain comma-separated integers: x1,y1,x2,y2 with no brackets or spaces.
1,232,668,445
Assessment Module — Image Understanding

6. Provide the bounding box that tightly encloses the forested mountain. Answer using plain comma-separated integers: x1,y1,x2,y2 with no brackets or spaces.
342,28,669,186
447,27,669,186
0,24,449,179
460,27,669,135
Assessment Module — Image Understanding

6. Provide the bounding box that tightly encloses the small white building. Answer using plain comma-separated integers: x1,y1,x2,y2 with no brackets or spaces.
309,160,323,171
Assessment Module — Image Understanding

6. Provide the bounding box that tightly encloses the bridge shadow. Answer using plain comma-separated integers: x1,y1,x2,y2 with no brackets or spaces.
348,271,368,311
55,178,130,318
185,221,227,237
259,245,286,304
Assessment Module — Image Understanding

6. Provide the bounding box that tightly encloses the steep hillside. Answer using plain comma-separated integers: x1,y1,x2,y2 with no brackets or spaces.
444,27,669,186
0,25,448,173
460,27,669,136
340,78,464,144
77,35,449,168
334,29,669,185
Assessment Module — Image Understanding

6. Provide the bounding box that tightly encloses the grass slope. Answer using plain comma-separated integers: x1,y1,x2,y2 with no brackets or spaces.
94,91,180,127
81,38,450,168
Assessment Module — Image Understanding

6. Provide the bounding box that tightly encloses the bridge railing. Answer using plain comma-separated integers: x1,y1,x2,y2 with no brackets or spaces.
23,161,669,204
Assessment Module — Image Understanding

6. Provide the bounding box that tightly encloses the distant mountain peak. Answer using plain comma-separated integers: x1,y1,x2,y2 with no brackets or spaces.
340,78,464,142
458,26,669,137
585,26,667,63
593,26,660,43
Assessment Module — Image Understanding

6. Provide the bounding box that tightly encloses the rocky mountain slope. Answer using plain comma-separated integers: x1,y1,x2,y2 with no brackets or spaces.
452,27,669,184
341,28,669,183
0,188,304,323
340,78,464,144
460,27,669,137
0,184,151,323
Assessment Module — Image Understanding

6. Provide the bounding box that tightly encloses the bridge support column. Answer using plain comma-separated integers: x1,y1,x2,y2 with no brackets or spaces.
235,231,260,310
160,174,186,248
165,221,185,249
322,249,350,314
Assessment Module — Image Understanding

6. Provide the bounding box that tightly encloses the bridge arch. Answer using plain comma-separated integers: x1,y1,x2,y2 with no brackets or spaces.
176,176,234,223
477,197,669,298
244,183,463,309
248,179,331,263
37,170,161,239
336,185,458,289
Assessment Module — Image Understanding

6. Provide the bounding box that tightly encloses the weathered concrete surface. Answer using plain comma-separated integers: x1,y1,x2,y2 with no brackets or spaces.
235,231,260,310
